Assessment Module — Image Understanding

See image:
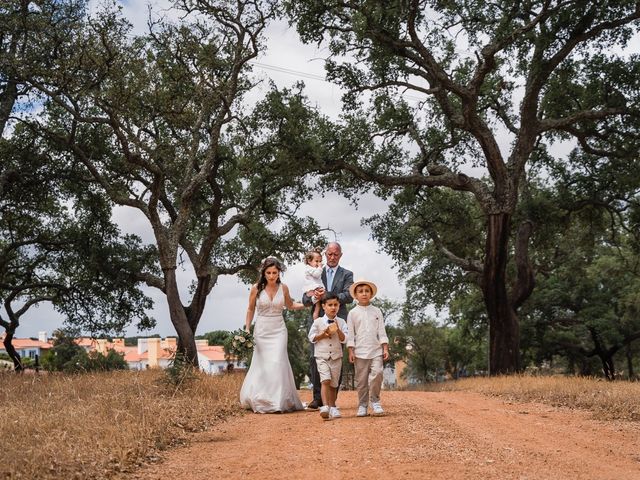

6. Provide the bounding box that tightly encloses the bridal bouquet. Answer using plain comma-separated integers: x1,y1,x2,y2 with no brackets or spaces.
227,329,254,362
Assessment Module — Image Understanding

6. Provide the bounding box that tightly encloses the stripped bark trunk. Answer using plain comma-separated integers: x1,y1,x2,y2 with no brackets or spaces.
163,266,214,367
164,268,199,367
482,213,521,374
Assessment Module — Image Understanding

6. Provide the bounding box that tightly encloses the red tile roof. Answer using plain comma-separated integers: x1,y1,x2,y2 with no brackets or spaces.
75,337,97,348
197,345,229,361
0,337,52,350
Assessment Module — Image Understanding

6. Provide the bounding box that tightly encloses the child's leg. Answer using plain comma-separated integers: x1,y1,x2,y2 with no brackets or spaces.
327,359,340,407
313,302,321,320
327,385,337,407
368,355,384,404
320,380,332,407
354,357,372,407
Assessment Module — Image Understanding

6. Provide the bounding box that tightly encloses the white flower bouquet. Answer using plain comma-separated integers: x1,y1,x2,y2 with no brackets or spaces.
228,329,254,362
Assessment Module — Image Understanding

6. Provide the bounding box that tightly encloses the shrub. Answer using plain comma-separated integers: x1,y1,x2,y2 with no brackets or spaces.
41,329,128,373
164,352,197,387
61,349,129,373
41,337,85,372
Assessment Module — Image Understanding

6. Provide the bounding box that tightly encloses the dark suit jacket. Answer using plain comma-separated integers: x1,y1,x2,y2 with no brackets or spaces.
302,265,354,325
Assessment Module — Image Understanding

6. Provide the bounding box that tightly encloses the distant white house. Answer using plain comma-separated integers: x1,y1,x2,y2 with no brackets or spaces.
198,343,231,374
0,331,52,360
197,340,247,374
383,363,397,389
97,337,239,374
2,332,240,374
116,337,176,370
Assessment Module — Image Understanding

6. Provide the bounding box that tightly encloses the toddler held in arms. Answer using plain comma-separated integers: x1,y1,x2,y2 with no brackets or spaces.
302,248,325,320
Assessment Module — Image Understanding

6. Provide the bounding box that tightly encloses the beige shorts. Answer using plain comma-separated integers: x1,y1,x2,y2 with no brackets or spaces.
316,357,342,388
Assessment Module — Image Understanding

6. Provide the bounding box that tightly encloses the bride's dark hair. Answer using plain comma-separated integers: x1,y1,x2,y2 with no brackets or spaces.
257,257,285,295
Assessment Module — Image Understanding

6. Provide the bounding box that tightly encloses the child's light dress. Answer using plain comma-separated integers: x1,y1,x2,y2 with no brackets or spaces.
302,264,324,296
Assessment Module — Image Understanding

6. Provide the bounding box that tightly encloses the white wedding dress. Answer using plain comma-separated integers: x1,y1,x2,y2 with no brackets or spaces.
240,285,303,413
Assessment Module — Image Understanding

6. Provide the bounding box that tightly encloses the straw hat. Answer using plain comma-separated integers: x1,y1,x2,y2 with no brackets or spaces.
349,279,378,299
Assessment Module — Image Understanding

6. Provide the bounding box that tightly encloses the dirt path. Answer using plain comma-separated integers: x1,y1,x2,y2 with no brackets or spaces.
133,390,640,479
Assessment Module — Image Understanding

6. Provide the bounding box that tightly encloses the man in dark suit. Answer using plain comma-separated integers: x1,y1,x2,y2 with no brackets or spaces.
302,242,353,409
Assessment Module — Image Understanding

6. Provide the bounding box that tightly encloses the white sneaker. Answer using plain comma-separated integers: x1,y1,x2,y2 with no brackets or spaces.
330,407,341,419
371,402,385,416
319,405,330,419
356,405,368,417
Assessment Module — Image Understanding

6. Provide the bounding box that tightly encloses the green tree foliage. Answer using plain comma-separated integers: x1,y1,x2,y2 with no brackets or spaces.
199,330,232,346
1,1,156,371
524,235,640,379
286,0,640,374
41,329,128,373
124,334,160,347
41,329,84,372
0,0,85,134
393,297,488,382
391,177,640,380
404,319,448,383
1,118,155,371
8,0,326,367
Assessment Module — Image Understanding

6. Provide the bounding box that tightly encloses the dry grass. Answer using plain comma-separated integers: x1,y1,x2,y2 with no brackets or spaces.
430,375,640,421
0,369,244,479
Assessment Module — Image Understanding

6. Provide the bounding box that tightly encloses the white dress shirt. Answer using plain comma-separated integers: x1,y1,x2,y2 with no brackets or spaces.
346,304,389,359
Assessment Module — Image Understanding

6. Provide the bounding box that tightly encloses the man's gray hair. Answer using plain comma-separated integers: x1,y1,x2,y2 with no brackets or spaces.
326,241,342,252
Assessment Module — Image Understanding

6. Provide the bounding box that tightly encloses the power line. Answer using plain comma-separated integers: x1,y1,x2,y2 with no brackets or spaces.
249,61,425,103
250,61,326,81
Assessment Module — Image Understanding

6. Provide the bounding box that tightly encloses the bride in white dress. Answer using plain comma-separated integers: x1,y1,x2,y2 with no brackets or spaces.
240,257,305,413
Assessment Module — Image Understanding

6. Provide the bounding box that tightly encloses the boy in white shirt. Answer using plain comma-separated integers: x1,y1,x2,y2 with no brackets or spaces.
346,280,389,417
307,293,348,420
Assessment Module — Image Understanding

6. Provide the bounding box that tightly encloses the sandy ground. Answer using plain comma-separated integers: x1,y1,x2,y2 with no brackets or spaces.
133,390,640,479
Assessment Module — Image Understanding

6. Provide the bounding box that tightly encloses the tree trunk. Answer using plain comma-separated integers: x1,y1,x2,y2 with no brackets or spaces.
588,327,617,381
3,330,23,372
580,357,592,376
185,273,212,333
164,268,199,367
626,345,634,379
567,356,576,375
600,354,615,381
482,213,520,374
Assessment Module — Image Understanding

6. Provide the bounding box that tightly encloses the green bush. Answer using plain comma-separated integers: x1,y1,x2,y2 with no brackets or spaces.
41,339,84,372
41,329,128,373
163,352,197,387
61,349,128,374
0,352,34,368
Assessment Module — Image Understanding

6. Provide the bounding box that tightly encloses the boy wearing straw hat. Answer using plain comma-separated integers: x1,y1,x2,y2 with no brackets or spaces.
346,279,390,417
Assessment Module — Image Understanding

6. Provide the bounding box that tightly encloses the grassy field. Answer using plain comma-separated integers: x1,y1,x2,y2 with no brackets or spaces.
429,375,640,421
0,369,243,479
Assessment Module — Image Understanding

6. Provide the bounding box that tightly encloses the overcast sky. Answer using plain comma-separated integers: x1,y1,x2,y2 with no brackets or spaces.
20,1,407,339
